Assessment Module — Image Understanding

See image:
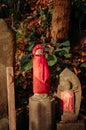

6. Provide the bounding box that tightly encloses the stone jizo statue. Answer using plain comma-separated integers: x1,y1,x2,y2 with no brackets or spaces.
57,68,82,122
32,44,50,94
29,44,54,130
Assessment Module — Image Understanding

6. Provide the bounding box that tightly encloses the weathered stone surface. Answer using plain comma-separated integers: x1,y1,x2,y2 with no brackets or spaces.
0,19,15,129
57,120,85,130
0,66,8,119
0,19,15,66
0,118,9,130
29,94,55,130
57,68,82,122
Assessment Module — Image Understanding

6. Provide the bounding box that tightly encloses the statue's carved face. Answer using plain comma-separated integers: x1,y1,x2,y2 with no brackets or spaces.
59,76,72,91
35,49,44,55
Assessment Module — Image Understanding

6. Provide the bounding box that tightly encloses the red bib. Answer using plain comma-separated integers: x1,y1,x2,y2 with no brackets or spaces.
60,91,74,111
32,44,50,94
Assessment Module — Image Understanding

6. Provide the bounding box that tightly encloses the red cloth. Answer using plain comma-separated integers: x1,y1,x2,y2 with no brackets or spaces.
60,91,74,111
32,44,50,94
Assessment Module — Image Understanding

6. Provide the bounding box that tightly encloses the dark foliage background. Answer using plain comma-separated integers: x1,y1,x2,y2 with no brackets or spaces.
0,0,86,129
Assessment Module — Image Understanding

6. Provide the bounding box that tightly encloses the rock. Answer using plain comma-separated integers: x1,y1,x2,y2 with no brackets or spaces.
57,68,82,122
57,120,85,130
0,18,15,129
0,118,9,130
29,94,55,130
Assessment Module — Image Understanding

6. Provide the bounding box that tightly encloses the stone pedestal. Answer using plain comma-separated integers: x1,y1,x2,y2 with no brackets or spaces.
29,94,55,130
57,120,85,130
0,19,16,130
0,118,9,130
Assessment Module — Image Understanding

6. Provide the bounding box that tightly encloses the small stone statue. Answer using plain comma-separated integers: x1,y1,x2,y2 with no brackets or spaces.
32,44,50,94
29,44,53,130
57,68,82,122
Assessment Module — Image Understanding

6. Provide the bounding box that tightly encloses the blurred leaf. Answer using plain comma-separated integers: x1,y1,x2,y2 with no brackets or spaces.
64,53,72,58
58,50,66,56
20,60,32,71
55,41,71,58
20,55,29,65
27,43,34,51
39,10,44,15
26,37,31,42
63,47,71,53
55,48,62,52
46,54,57,66
59,41,70,47
80,62,86,67
16,32,22,38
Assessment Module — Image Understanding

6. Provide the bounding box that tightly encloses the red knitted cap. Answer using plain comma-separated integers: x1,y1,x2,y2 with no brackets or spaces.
32,44,44,55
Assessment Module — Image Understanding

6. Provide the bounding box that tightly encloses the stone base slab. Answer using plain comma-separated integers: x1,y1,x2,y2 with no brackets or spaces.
0,118,9,130
57,120,85,130
29,95,55,130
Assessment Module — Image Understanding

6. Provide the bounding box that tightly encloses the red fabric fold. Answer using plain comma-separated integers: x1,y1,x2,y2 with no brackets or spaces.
60,91,74,111
32,44,50,94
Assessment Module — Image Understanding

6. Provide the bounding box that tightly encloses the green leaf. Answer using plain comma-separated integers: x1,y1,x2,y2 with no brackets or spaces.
58,50,66,56
20,60,32,71
62,47,71,53
40,10,44,15
20,55,29,65
26,37,31,42
80,62,86,67
16,32,22,38
64,53,72,58
55,48,63,52
46,54,57,66
27,43,34,51
59,41,70,47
